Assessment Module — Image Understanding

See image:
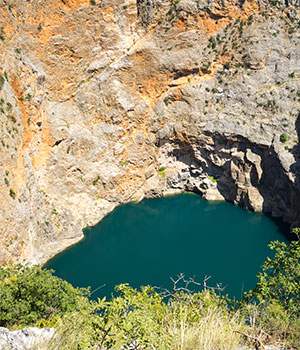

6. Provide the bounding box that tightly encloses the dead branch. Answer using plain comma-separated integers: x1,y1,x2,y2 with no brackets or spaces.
234,330,266,350
154,273,226,306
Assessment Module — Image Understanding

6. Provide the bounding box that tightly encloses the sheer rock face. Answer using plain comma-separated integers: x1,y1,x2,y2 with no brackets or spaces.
0,0,299,264
137,0,157,27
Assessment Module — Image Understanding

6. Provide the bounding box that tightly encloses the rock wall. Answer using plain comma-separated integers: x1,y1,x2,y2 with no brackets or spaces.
154,131,300,224
0,0,299,264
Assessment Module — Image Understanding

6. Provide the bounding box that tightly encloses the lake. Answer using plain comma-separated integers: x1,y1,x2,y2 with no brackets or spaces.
46,193,289,299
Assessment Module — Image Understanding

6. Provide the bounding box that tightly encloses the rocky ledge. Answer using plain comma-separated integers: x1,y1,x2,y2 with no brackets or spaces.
0,327,55,350
0,0,299,264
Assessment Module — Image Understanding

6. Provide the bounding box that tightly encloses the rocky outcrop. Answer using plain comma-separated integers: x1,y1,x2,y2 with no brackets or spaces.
0,0,299,264
137,0,157,27
0,327,55,350
153,131,300,221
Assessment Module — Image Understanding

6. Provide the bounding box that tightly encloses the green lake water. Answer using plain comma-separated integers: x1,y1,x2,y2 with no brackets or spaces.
46,193,289,299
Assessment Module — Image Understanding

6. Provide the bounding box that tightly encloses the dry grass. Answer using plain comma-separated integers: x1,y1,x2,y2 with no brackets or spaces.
47,305,248,350
159,306,245,350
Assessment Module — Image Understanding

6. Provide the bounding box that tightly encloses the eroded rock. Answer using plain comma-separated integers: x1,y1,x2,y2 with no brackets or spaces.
0,327,55,350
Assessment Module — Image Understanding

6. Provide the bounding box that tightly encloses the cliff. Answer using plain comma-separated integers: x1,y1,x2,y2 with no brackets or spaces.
0,0,299,264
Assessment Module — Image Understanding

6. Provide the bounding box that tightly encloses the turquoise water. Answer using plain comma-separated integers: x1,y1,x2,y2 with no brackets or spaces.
46,193,289,299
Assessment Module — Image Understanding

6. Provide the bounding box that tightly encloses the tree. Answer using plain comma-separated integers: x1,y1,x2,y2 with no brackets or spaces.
244,237,300,316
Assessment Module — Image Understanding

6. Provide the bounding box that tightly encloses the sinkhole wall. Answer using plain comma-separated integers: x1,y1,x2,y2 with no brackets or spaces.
0,0,299,264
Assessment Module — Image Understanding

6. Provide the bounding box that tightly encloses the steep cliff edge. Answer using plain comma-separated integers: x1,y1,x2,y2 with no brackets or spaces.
0,0,299,264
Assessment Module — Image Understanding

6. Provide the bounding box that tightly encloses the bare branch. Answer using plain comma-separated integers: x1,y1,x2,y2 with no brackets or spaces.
234,330,266,350
90,284,106,296
153,273,227,304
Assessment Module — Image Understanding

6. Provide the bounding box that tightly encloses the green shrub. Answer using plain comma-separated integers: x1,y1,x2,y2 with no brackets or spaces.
0,265,89,328
0,75,4,91
8,115,16,123
239,238,300,346
6,102,12,111
243,240,300,316
0,27,4,41
208,175,218,183
289,71,295,78
157,166,167,177
224,62,231,70
280,133,288,143
9,188,16,199
92,175,101,186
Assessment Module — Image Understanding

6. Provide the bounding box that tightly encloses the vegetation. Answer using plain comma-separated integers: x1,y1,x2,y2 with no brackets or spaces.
208,175,219,183
240,237,300,348
120,160,129,166
9,188,16,199
280,133,288,143
92,175,101,186
157,166,167,177
0,234,299,349
0,265,89,328
244,240,300,315
0,27,4,41
289,71,295,79
0,75,4,91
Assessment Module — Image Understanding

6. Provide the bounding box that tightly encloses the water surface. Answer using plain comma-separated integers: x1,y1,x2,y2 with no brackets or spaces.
46,193,289,299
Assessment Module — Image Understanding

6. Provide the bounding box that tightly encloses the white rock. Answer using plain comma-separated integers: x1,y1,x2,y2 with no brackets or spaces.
0,327,55,350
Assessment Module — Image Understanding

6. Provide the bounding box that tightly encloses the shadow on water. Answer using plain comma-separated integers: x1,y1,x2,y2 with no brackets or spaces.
266,214,294,242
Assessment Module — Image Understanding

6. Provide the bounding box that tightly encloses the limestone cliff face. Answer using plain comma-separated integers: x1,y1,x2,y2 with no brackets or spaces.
0,0,299,264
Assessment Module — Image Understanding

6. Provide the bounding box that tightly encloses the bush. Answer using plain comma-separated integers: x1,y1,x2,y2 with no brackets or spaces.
208,175,218,183
0,265,89,328
240,239,300,346
0,27,4,41
280,133,288,143
9,188,16,199
92,175,101,186
157,166,167,177
289,71,295,78
249,240,300,316
224,62,231,70
0,75,4,91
